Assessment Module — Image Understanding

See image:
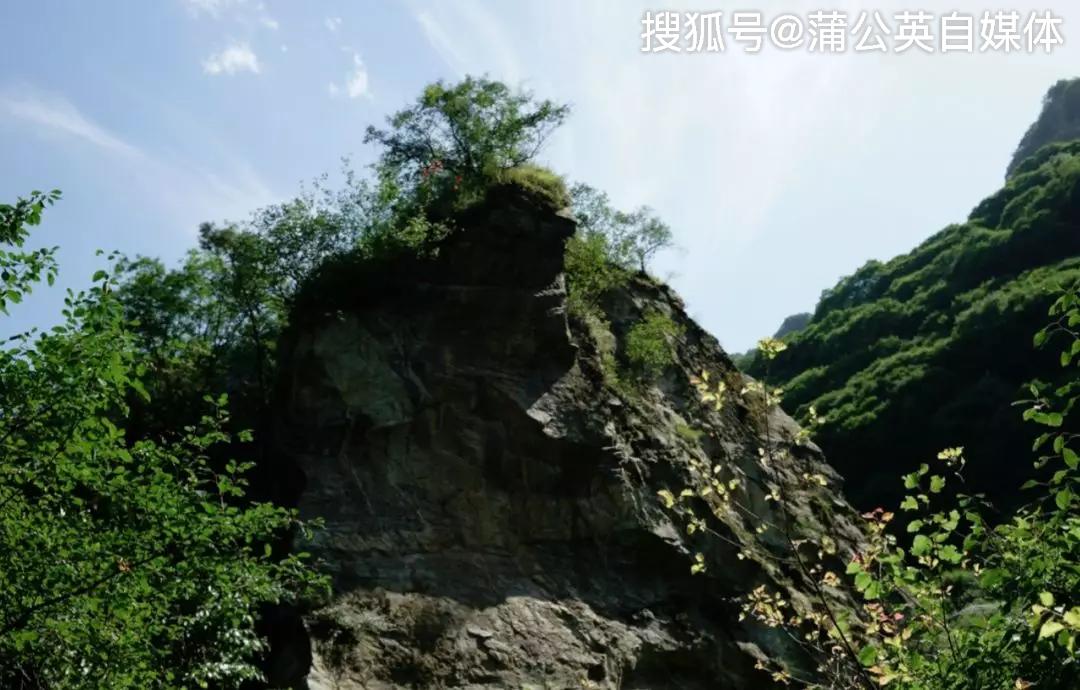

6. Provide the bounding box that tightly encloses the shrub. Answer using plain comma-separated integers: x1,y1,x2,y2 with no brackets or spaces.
675,422,704,444
625,311,682,379
564,231,628,319
665,294,1080,688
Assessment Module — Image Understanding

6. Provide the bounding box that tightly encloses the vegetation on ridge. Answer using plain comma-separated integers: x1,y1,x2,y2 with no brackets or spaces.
667,302,1079,688
746,138,1080,510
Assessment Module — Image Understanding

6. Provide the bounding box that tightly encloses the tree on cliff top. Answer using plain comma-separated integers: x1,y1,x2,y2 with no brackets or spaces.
363,76,570,205
570,182,672,273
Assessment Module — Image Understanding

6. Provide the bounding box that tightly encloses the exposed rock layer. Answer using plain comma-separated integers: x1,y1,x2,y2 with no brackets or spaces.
1008,77,1080,178
274,188,864,689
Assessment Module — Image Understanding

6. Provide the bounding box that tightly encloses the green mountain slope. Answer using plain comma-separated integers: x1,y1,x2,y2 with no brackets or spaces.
748,139,1080,509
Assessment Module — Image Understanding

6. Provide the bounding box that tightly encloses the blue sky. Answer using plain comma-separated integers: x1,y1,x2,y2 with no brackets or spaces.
1,1,1077,352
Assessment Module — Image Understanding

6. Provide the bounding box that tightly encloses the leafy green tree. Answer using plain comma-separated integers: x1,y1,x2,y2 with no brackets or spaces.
570,182,672,272
1,189,60,313
363,76,570,208
0,193,324,688
563,230,627,318
114,183,368,438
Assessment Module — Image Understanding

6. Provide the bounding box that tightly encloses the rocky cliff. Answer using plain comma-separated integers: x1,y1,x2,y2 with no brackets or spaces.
1008,77,1080,178
271,187,865,689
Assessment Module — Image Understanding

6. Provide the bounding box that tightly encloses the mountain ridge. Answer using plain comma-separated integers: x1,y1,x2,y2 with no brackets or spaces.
747,82,1080,510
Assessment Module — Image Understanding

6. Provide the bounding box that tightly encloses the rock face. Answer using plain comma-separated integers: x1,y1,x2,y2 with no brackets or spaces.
273,188,865,689
773,313,811,340
1008,77,1080,178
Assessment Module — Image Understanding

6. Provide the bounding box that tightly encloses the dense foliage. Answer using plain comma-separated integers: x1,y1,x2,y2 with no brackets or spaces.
115,190,364,440
831,292,1080,688
363,76,570,216
669,298,1080,688
625,310,683,378
0,193,324,688
747,139,1080,509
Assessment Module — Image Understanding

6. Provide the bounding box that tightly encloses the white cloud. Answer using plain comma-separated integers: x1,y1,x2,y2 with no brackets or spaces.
328,52,370,100
260,16,279,30
202,42,260,75
345,55,369,98
0,91,141,157
325,16,342,32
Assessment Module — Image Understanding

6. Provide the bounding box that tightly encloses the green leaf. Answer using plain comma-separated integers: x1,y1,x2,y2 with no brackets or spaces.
979,568,1006,589
1039,591,1055,607
939,544,962,563
900,496,919,511
1064,608,1080,627
1040,620,1065,639
857,644,878,667
854,572,872,592
911,534,931,556
1064,448,1079,470
1034,433,1053,451
929,475,946,493
1055,489,1072,510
